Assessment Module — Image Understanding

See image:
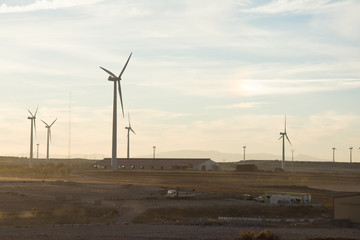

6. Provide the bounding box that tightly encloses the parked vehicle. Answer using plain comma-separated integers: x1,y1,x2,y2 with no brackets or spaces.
167,189,196,199
254,195,264,202
241,194,253,200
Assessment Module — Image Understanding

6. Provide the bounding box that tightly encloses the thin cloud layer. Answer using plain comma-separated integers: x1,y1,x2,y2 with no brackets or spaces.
238,0,345,15
0,0,103,13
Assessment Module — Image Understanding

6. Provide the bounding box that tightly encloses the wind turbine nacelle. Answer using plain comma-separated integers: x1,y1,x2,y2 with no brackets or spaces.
108,76,118,81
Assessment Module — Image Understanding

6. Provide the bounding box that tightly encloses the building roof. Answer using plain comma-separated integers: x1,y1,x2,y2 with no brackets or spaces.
94,158,214,167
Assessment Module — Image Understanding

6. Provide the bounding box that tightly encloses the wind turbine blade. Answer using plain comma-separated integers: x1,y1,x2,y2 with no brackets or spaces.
284,115,287,133
34,119,37,136
50,118,57,127
49,128,52,142
286,134,292,145
28,109,34,117
34,106,38,117
278,135,283,140
100,66,117,78
128,112,131,126
130,128,136,135
118,81,124,117
118,52,132,78
41,120,49,126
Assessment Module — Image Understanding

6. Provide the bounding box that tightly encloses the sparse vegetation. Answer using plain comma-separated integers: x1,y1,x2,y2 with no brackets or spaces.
236,164,259,172
0,162,71,177
234,230,281,240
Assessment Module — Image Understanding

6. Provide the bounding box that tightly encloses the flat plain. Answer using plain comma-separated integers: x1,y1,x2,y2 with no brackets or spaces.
0,157,359,240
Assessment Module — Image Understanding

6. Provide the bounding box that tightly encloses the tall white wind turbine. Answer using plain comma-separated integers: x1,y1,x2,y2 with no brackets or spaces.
279,115,292,170
27,107,38,168
125,112,136,159
100,52,132,170
41,118,57,161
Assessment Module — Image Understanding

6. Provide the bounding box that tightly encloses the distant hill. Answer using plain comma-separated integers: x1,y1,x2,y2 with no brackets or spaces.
135,149,324,162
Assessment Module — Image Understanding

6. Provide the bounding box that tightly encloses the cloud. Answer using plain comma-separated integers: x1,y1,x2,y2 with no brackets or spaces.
207,102,266,109
0,0,103,13
310,0,360,40
238,0,345,15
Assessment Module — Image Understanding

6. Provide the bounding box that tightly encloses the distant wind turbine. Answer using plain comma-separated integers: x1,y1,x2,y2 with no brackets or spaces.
100,52,132,170
279,115,292,170
349,146,353,163
125,112,136,159
332,147,336,163
41,118,57,161
27,107,38,168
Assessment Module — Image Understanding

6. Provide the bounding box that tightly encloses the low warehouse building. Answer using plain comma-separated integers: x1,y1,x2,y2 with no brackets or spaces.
334,194,360,223
264,192,311,205
94,158,220,171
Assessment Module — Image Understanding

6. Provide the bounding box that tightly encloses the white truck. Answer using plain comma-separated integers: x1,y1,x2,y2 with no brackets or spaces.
166,189,196,199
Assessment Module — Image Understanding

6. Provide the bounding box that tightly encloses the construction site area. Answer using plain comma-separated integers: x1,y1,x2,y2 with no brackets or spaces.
0,157,359,240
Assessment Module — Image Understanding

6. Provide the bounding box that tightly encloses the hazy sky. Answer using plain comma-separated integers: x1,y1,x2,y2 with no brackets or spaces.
1,0,359,162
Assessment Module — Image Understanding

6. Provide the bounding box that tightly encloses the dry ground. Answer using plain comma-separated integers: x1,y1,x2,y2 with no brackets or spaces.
0,158,359,239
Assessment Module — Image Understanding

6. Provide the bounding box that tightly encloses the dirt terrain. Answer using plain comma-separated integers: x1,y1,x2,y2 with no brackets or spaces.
0,158,359,239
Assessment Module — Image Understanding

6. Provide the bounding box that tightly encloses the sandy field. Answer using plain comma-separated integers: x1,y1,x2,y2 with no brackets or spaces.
0,159,359,239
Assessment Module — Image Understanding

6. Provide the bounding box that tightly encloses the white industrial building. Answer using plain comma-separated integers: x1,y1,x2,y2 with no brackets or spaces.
94,158,220,171
264,192,311,205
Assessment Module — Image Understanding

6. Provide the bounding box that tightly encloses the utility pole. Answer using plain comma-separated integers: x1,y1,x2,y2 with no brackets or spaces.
291,149,295,172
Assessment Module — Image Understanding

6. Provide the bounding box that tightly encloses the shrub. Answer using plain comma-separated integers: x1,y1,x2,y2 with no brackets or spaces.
234,230,281,240
236,164,258,172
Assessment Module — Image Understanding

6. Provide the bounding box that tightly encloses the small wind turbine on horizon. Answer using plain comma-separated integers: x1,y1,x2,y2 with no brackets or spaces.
100,52,132,170
41,118,57,161
125,112,136,159
27,107,38,168
279,115,292,170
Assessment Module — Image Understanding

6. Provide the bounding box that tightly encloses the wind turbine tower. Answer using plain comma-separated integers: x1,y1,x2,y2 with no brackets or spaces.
100,53,132,171
125,113,136,159
27,107,38,168
332,147,336,163
41,119,57,161
349,147,353,163
279,115,292,170
243,145,246,161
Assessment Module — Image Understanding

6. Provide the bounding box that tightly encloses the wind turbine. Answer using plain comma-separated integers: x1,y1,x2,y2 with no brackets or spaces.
332,147,336,163
125,112,136,159
41,118,57,161
27,107,38,168
279,115,292,170
100,52,132,170
243,145,246,161
349,147,353,163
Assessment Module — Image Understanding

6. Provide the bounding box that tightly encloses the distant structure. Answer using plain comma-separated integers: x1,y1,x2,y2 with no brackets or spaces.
291,149,295,172
100,53,132,171
41,118,57,161
125,112,136,159
264,191,311,205
36,143,39,159
279,115,292,170
349,147,353,163
68,91,72,160
27,107,38,168
243,145,246,161
334,194,360,223
153,146,156,158
94,158,220,171
332,147,336,162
